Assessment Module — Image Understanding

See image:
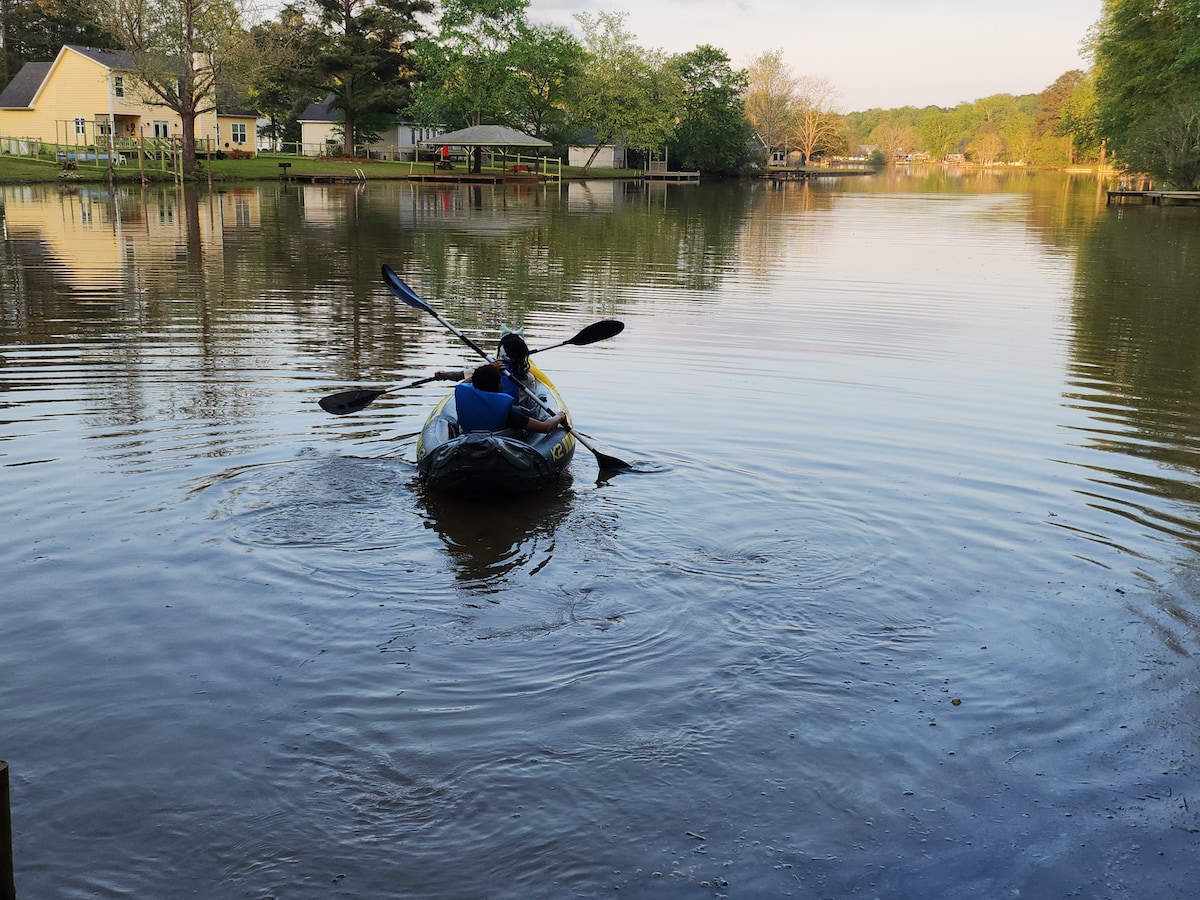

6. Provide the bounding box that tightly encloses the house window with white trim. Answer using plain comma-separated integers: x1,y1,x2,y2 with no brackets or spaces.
113,76,124,98
74,117,87,136
231,123,246,144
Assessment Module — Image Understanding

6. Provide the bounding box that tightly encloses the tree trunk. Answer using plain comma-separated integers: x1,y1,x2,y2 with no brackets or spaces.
181,100,198,175
180,6,199,174
342,86,355,156
579,143,605,176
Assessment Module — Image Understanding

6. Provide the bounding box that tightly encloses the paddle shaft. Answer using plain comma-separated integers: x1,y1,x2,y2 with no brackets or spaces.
318,374,442,415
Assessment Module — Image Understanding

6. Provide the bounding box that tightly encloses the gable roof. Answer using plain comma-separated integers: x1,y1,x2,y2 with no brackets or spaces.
297,94,419,126
0,45,131,110
298,96,338,123
421,124,550,148
66,45,135,70
0,62,52,108
0,44,252,118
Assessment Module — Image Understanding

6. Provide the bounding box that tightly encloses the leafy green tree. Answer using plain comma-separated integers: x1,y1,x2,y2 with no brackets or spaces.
1092,0,1200,185
1,0,110,88
249,4,319,150
918,108,961,160
507,20,584,148
1029,70,1086,165
1058,74,1102,162
571,10,682,175
665,45,751,174
1122,90,1200,187
409,0,527,170
309,0,431,157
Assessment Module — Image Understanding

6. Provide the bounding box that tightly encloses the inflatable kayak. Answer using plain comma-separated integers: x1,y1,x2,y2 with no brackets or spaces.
416,359,576,496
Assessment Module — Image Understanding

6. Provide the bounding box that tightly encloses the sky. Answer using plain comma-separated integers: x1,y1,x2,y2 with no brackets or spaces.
525,0,1104,111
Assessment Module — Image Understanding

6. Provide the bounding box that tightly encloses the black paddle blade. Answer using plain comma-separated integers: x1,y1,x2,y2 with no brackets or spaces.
319,388,387,415
567,319,624,346
381,264,431,313
592,449,631,472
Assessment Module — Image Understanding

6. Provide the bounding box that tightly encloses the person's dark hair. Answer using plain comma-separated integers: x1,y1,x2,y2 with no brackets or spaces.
499,333,530,377
470,363,502,392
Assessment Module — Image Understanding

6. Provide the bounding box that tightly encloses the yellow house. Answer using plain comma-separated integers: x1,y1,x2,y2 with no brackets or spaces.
0,44,256,157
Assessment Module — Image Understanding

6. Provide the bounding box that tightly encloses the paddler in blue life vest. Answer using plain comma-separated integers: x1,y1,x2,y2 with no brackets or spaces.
434,329,566,433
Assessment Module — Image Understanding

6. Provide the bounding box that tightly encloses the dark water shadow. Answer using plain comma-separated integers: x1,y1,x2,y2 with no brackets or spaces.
417,477,577,588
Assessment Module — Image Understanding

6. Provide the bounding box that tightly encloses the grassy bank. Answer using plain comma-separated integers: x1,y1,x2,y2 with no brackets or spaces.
0,151,642,184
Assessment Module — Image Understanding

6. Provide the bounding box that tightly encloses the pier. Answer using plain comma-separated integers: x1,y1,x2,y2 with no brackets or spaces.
1107,190,1200,206
280,170,366,184
644,160,699,183
763,168,875,182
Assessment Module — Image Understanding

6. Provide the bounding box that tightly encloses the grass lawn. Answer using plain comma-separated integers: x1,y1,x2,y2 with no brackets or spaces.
0,151,641,184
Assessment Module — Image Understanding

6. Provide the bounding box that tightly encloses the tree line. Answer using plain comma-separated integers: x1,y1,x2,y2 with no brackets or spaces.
0,0,1195,187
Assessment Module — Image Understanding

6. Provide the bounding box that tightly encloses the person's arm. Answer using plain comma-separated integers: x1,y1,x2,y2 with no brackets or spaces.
435,359,505,382
522,411,567,434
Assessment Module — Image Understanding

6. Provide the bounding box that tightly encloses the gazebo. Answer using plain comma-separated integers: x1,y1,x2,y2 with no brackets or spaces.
421,124,552,174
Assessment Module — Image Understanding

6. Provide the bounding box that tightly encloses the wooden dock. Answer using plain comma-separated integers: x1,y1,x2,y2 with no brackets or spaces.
1107,190,1200,206
280,169,366,184
763,168,875,182
644,170,700,183
643,160,699,183
406,171,550,184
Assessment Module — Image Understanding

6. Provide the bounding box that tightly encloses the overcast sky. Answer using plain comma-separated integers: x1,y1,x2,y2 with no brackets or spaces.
525,0,1103,111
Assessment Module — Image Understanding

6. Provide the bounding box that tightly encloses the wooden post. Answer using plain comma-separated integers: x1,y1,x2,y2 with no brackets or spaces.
1,760,14,900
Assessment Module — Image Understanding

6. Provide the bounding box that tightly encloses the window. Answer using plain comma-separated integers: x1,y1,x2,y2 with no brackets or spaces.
231,123,246,144
74,117,86,136
113,76,124,98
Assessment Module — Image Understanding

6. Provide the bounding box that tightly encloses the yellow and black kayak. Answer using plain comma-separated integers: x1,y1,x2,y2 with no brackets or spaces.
416,360,576,496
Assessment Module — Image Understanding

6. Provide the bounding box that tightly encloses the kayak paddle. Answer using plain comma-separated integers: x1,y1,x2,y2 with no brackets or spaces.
380,264,631,472
317,322,623,416
318,374,442,416
530,319,624,353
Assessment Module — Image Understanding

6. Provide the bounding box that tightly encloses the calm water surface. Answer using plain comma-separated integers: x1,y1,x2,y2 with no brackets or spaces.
2,171,1199,898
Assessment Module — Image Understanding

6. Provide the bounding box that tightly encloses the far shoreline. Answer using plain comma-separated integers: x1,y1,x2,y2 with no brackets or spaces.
0,153,1118,186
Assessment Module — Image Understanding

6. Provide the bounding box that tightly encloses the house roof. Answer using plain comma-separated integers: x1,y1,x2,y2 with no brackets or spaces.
0,62,52,108
298,96,339,123
0,45,137,110
421,124,550,148
297,94,421,126
66,45,135,70
0,44,253,118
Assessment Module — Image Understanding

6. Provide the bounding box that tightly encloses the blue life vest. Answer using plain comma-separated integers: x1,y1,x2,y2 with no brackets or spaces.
499,371,521,400
455,382,517,432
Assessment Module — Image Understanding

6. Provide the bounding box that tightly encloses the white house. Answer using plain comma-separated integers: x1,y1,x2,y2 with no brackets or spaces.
297,95,444,159
568,141,627,169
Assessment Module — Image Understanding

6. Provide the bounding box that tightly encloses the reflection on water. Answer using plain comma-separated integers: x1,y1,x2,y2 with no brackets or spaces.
4,173,1200,898
420,482,577,586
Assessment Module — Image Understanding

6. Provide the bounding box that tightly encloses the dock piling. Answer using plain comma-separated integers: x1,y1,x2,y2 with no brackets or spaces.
1,761,13,900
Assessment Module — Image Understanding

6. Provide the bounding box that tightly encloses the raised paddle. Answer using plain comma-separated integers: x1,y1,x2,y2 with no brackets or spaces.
318,321,624,415
530,319,624,353
318,374,442,416
380,264,632,472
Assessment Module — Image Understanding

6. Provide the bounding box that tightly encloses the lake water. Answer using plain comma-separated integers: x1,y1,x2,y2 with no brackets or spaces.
2,170,1199,898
